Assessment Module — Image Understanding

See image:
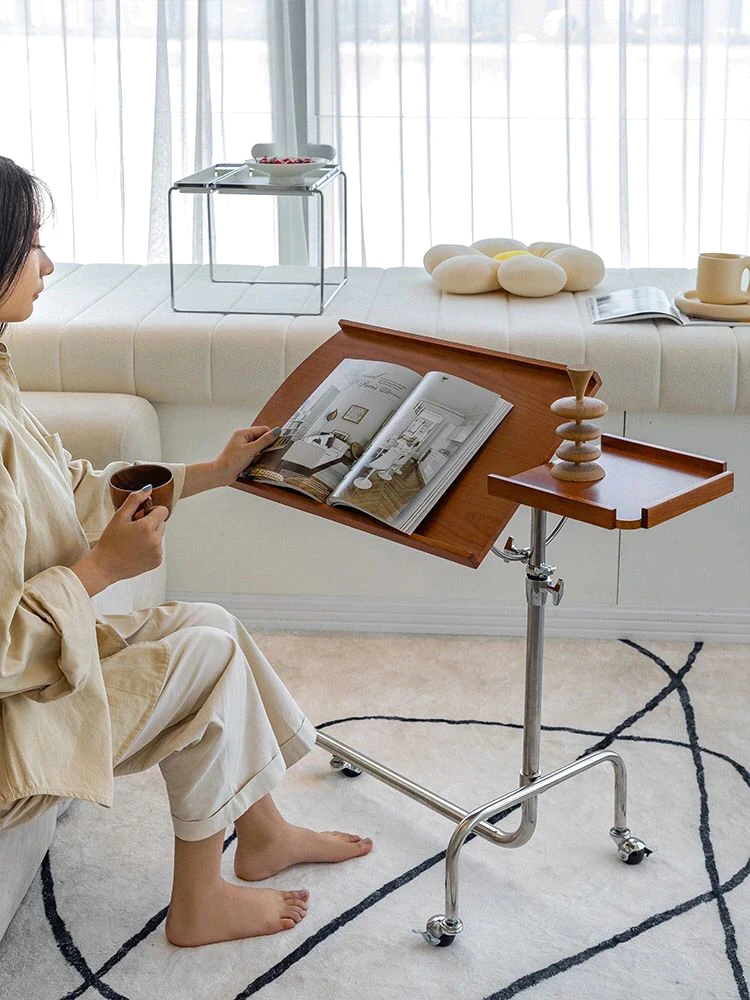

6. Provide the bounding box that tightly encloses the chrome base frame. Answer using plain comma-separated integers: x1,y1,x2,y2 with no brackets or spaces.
315,507,650,945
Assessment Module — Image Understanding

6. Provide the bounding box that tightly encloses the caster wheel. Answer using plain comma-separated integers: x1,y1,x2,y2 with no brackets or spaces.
610,829,652,865
623,847,648,865
329,756,362,777
418,914,463,947
435,934,456,947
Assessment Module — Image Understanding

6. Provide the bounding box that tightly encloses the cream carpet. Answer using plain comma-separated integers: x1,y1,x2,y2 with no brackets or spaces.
1,634,748,1000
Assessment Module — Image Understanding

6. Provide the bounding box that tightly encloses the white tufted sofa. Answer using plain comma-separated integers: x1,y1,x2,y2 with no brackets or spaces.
5,262,748,641
0,391,166,941
8,262,749,414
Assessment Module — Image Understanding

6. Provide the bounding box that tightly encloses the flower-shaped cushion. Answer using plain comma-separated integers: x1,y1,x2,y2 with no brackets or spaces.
425,239,605,297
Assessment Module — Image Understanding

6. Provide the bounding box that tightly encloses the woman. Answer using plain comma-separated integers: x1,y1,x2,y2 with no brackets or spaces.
0,156,372,947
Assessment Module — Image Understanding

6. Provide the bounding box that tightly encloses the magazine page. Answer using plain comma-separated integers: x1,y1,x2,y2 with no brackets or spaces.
587,286,684,324
242,358,422,502
680,312,750,326
329,371,512,533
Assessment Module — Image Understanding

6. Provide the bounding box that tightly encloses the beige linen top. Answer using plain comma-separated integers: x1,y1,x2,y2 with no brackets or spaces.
0,344,185,829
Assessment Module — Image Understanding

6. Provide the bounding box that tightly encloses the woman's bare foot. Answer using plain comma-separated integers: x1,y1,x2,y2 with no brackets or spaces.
165,883,309,947
235,824,374,882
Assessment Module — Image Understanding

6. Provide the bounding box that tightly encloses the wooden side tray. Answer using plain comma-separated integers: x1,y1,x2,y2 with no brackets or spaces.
231,320,601,567
488,434,734,530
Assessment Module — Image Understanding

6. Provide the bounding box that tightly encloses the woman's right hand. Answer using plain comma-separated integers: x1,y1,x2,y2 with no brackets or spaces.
71,486,169,596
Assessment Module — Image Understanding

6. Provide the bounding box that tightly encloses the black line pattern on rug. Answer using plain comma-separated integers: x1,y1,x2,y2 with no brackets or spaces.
481,639,750,1000
623,639,748,999
50,832,237,1000
577,639,703,757
232,642,746,998
484,858,750,1000
34,641,748,1000
41,855,129,1000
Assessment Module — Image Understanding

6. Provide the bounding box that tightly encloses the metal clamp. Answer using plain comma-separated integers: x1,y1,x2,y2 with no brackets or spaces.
526,570,565,606
493,536,531,563
492,516,568,564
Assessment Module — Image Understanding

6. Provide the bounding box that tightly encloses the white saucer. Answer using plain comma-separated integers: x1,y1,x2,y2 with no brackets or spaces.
674,290,750,322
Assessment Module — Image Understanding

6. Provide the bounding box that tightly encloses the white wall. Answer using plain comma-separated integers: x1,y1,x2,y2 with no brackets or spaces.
619,412,750,612
157,403,749,639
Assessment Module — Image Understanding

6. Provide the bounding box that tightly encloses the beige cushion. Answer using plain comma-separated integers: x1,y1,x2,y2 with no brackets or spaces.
497,255,567,297
20,391,161,467
423,243,483,274
431,254,501,294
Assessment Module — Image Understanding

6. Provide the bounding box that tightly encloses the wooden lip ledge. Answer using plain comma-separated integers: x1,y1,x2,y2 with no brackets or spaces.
488,433,734,530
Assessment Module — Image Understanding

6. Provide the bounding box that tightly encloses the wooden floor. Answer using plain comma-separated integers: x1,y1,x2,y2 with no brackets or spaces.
340,457,425,520
248,465,332,502
278,469,333,502
246,439,356,503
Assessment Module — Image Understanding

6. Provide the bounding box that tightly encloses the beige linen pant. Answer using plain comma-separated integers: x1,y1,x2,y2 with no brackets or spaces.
109,601,317,841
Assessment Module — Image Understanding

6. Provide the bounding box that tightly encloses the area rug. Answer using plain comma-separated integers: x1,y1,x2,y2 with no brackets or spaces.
1,634,748,1000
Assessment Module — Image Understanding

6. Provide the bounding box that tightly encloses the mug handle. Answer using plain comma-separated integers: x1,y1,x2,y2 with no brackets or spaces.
134,496,153,520
741,257,750,303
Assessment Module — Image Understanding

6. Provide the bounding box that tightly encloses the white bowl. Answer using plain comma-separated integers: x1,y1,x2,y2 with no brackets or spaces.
246,156,329,179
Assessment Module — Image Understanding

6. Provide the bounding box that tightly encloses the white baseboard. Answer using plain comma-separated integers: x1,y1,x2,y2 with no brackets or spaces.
166,592,750,642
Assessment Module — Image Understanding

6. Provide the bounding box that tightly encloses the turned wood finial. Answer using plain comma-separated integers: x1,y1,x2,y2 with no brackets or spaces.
549,366,607,483
567,365,593,400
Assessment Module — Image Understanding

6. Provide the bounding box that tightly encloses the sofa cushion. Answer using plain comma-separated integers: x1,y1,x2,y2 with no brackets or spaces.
20,391,161,468
6,263,749,415
20,391,167,616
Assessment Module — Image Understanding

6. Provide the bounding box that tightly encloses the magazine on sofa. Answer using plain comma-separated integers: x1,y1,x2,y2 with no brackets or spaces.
586,286,749,325
241,358,512,534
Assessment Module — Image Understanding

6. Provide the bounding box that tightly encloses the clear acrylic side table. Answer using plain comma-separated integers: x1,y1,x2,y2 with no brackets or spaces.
168,162,348,316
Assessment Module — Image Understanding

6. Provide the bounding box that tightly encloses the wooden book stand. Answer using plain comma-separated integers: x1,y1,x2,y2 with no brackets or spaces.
231,320,733,947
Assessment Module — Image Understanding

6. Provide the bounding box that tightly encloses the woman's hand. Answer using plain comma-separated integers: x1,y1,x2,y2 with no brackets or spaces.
71,486,169,596
211,424,280,487
179,425,281,499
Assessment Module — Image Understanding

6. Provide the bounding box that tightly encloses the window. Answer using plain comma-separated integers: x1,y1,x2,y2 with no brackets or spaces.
3,0,749,267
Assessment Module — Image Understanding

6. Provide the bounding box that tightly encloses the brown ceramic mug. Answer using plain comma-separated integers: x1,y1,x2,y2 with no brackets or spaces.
109,463,174,521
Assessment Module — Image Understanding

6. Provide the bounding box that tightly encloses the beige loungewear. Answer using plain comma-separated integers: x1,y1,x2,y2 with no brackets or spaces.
0,343,316,839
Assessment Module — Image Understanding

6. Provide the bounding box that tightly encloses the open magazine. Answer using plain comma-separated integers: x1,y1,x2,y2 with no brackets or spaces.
587,286,748,325
241,358,512,535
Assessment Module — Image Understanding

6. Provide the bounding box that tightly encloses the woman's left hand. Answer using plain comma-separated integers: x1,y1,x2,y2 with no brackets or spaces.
213,425,280,486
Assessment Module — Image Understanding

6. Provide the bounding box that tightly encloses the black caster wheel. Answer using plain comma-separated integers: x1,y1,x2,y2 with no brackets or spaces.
435,934,456,947
418,914,463,946
329,756,363,778
622,847,649,865
611,829,652,865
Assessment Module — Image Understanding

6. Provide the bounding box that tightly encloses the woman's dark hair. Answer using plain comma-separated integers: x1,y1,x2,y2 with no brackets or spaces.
0,156,52,317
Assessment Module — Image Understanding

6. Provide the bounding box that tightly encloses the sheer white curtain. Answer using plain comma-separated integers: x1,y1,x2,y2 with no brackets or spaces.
0,0,274,265
5,1,749,269
311,0,750,267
